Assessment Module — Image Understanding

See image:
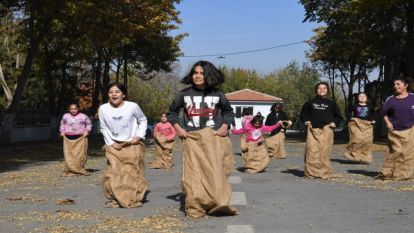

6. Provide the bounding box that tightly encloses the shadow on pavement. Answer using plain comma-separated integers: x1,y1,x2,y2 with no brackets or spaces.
166,192,185,212
0,135,106,173
331,158,363,165
347,169,379,177
281,169,305,177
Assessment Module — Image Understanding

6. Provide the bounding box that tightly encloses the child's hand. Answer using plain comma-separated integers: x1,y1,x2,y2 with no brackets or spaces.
111,143,122,150
60,133,65,138
83,131,89,137
386,122,394,130
371,120,376,124
329,122,336,128
216,124,228,137
305,121,312,127
130,137,141,145
176,126,187,139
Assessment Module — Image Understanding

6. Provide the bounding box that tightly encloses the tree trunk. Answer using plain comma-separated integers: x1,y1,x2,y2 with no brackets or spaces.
92,47,103,115
123,56,128,96
102,57,110,103
115,58,122,83
405,2,414,79
1,8,50,144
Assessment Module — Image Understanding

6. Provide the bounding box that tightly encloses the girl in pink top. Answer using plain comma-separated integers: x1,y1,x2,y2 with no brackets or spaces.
60,103,92,139
153,113,177,141
150,113,177,169
232,114,283,143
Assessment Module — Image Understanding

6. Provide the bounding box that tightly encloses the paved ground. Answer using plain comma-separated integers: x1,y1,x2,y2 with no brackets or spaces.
0,134,413,233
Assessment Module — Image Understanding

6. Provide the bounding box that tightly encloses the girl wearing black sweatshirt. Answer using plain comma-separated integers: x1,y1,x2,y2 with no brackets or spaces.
300,82,342,179
167,61,236,218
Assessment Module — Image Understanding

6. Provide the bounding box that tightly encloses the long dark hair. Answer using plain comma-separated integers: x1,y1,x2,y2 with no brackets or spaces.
181,61,224,89
107,82,127,99
270,102,283,112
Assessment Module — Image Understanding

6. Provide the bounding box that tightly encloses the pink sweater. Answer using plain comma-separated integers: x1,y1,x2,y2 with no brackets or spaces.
60,113,92,135
232,122,281,143
153,122,177,140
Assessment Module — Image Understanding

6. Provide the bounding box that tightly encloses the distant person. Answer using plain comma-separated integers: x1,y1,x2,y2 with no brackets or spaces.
344,92,375,164
59,102,92,176
167,60,236,218
99,82,148,208
149,112,176,169
232,114,289,173
377,76,414,180
265,102,289,159
240,108,254,152
241,108,253,127
300,82,342,179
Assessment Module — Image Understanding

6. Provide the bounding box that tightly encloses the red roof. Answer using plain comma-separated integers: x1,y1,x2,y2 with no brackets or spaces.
225,89,282,102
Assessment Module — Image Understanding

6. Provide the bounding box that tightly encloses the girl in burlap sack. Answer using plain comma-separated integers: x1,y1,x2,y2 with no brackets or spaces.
377,77,414,180
240,108,254,152
167,60,237,218
59,102,92,176
344,93,376,164
232,114,287,173
300,82,342,179
265,102,289,159
99,82,148,208
149,112,176,169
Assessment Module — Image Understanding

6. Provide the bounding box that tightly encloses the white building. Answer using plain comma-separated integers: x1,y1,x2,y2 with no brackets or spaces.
225,89,283,129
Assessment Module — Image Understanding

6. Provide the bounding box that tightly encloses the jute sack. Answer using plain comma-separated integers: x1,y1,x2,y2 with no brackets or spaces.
150,133,174,169
243,141,270,173
304,125,333,179
102,142,148,208
240,134,248,152
379,126,414,180
344,118,373,164
63,136,88,175
182,127,236,218
265,132,286,159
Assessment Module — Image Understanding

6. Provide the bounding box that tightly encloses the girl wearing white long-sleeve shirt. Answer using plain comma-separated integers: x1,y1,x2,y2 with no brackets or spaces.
99,82,148,208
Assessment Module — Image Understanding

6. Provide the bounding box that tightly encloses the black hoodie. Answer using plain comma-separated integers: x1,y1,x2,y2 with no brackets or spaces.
300,96,342,129
167,86,234,131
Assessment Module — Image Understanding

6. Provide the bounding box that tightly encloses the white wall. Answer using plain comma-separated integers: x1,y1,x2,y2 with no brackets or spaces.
230,101,273,129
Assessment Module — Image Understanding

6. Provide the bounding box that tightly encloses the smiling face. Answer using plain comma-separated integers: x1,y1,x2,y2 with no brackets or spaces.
68,104,79,116
393,80,408,95
316,83,328,97
108,85,125,107
192,65,205,89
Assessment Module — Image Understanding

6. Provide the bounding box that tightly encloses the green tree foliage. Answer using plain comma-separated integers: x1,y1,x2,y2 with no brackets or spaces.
0,0,184,143
220,61,323,122
300,0,414,119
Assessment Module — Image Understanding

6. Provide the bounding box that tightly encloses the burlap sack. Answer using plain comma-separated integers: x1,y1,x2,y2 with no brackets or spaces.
344,118,373,164
304,125,334,179
102,142,148,208
240,134,248,152
265,132,286,159
243,141,270,173
63,136,88,175
379,126,414,180
182,128,236,218
149,133,174,169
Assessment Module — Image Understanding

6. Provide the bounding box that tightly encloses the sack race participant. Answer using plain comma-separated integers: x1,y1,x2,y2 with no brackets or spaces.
265,102,289,159
344,93,376,164
377,77,414,180
240,108,253,152
300,82,342,179
59,102,92,176
99,82,148,208
232,114,285,173
167,60,237,218
149,112,177,169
